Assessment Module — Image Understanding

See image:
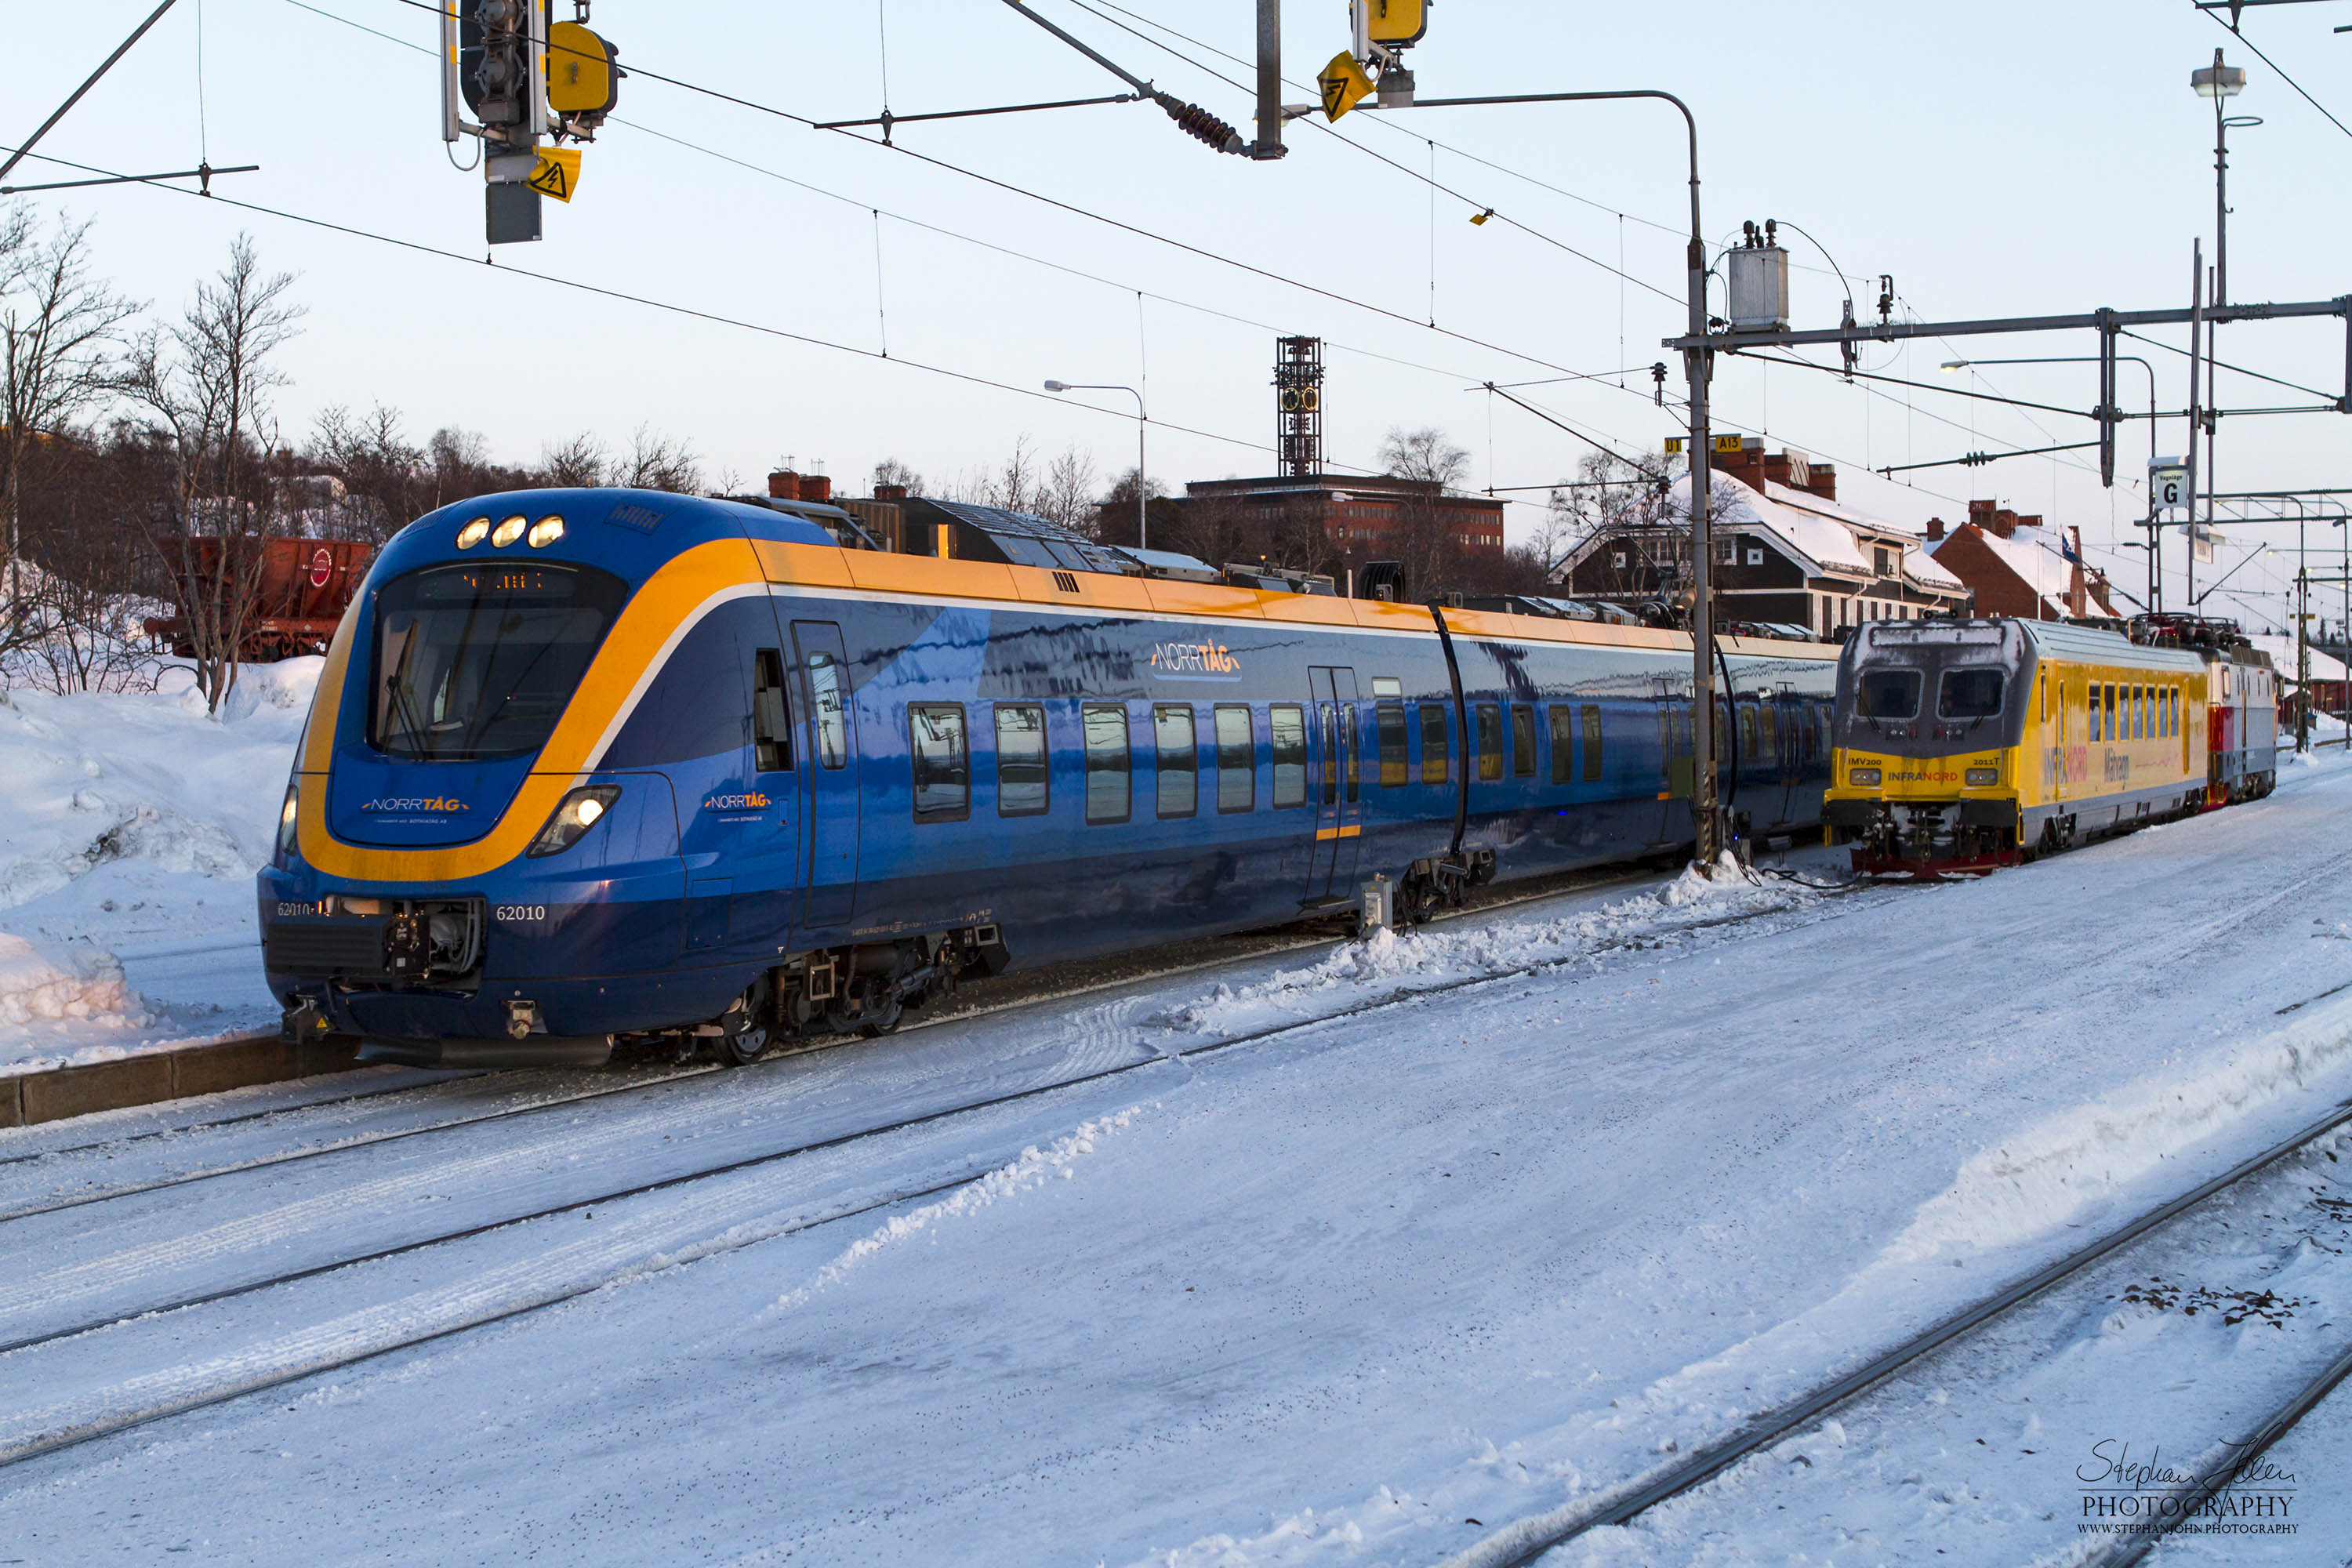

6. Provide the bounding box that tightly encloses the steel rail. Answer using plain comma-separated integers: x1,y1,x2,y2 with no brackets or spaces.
0,860,1688,1215
2095,1338,2352,1566
0,880,1868,1457
1443,1093,2352,1568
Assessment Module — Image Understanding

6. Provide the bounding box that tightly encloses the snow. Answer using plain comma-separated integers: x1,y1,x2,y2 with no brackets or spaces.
2247,633,2349,684
1931,524,2081,616
0,660,315,1075
1763,480,1966,592
5,757,2351,1563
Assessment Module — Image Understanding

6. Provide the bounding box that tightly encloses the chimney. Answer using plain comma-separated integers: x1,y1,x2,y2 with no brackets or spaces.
1805,463,1836,502
1991,510,2019,539
799,474,833,503
768,470,801,500
873,483,908,502
2016,514,2043,534
1925,516,1945,542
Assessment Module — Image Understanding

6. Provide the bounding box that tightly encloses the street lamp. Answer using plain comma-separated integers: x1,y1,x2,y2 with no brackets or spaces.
2190,52,2258,626
1382,86,1726,867
1045,380,1147,549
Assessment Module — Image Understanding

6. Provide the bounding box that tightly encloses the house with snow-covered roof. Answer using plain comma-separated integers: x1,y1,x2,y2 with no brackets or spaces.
1557,443,1971,638
1922,501,2117,621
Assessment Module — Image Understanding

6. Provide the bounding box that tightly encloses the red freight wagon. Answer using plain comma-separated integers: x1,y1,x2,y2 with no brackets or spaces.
143,538,373,662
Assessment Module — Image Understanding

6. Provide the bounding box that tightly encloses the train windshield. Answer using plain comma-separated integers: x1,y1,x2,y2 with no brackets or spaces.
371,562,630,761
1854,669,1921,720
1938,669,2005,718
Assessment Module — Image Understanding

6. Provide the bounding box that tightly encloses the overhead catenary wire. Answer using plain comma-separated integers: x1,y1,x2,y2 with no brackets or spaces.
13,144,1322,469
281,0,1671,452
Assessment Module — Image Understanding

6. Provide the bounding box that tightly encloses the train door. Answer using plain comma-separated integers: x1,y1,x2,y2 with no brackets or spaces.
791,620,860,940
704,639,804,953
1306,666,1361,902
1770,688,1800,826
1652,678,1692,846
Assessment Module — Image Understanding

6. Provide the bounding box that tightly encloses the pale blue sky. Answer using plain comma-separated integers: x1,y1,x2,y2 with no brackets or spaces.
10,1,2350,622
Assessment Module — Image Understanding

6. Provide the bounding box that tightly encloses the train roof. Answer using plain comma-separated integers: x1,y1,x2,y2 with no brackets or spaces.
1849,617,2205,672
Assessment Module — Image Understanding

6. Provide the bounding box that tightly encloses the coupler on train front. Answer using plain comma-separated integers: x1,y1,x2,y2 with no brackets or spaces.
1825,797,2022,879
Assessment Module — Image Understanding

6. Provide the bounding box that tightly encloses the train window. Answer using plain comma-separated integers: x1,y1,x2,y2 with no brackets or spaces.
2105,684,2117,741
1270,705,1308,808
1761,704,1779,764
1738,707,1757,762
1938,670,2003,719
1856,669,1921,719
1376,702,1410,787
995,704,1049,817
1083,704,1131,824
1581,705,1603,781
1371,676,1402,699
909,705,969,821
1419,703,1450,786
1342,707,1359,804
1214,706,1254,813
371,562,629,761
808,651,849,769
1155,706,1198,818
753,649,792,771
1476,703,1503,782
1511,704,1537,777
1549,704,1576,785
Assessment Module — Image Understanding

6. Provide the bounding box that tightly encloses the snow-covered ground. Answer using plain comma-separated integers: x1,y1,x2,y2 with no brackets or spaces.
2,753,2350,1564
0,662,314,1075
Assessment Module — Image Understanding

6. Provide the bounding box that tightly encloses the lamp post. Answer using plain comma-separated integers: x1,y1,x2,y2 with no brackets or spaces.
2190,52,2257,622
1044,380,1147,549
1385,86,1724,867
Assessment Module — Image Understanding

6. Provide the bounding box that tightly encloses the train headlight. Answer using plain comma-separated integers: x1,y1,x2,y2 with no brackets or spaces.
1964,768,1998,787
278,779,300,857
456,517,490,549
528,785,623,858
491,514,528,547
1848,767,1882,787
527,514,566,547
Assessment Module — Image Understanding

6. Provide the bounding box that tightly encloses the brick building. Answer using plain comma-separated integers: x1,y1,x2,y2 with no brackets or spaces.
1559,445,1970,635
1178,473,1505,581
1922,500,2115,620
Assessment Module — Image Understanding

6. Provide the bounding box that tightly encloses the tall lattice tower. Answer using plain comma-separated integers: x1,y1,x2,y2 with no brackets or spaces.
1273,336,1324,477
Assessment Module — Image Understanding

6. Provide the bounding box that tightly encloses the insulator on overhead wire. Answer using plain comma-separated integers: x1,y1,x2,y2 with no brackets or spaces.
1155,93,1243,154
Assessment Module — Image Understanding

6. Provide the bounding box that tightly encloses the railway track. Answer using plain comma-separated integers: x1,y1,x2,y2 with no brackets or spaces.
0,852,1722,1221
0,864,1859,1471
1436,1094,2352,1568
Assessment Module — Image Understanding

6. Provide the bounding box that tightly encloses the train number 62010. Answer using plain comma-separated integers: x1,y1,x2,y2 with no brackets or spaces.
493,905,549,923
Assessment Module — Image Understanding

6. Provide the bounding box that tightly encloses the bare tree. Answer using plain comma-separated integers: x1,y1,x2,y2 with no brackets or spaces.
1378,426,1471,489
538,430,610,488
1094,465,1178,550
1036,445,1098,534
1,206,139,630
121,234,304,713
870,456,924,495
617,424,702,493
307,402,427,541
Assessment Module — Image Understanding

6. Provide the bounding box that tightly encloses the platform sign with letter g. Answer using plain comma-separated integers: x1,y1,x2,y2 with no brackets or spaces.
2150,458,2189,513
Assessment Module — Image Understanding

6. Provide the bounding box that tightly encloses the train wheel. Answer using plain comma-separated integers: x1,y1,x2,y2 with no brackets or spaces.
715,1025,771,1066
856,996,904,1038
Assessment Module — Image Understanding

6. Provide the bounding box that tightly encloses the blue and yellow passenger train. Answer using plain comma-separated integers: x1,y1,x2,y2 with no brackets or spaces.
260,487,1840,1065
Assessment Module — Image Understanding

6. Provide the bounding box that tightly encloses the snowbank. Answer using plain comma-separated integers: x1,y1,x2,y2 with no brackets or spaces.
1165,858,1820,1041
0,933,143,1029
0,660,318,1074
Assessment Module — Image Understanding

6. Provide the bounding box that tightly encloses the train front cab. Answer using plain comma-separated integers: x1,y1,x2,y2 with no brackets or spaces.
260,491,876,1067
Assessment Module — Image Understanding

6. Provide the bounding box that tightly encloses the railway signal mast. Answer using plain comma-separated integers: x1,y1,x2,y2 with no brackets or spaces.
440,2,620,245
